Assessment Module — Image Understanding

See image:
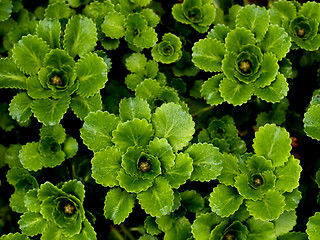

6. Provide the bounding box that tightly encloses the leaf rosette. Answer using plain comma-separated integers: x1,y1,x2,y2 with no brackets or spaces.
172,0,216,33
81,97,195,220
151,33,182,64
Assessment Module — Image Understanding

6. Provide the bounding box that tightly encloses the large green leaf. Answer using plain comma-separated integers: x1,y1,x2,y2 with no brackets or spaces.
0,58,26,89
217,153,240,186
112,118,154,152
18,212,47,236
137,177,174,217
80,111,120,152
185,143,222,181
192,38,225,72
19,142,44,171
246,189,285,221
246,218,276,240
273,210,297,236
75,53,108,97
36,19,61,49
306,212,320,240
163,152,193,188
101,12,126,39
12,35,50,75
70,94,102,120
191,212,222,240
104,188,136,224
31,96,71,125
253,124,291,167
119,97,151,122
304,105,320,140
152,103,195,152
209,184,244,217
235,4,269,41
9,92,33,123
91,146,122,187
63,15,97,57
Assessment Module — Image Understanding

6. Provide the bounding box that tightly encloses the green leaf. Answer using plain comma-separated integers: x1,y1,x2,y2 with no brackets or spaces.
119,97,151,122
225,27,255,54
218,153,240,186
152,102,195,152
273,210,297,236
9,92,33,123
258,25,291,60
104,188,136,224
147,138,175,173
137,177,174,217
135,78,161,100
62,136,78,159
36,19,61,49
80,111,120,152
26,76,52,99
0,58,26,89
43,49,75,69
101,12,126,39
41,223,69,240
275,156,302,193
219,76,253,106
117,169,153,193
0,0,13,22
164,152,193,188
246,218,276,240
31,96,71,125
306,212,320,240
185,143,222,182
125,52,147,73
144,216,162,236
304,105,320,140
45,2,72,20
19,142,45,171
75,53,108,97
246,189,285,221
19,212,47,236
91,146,122,187
5,144,23,168
191,212,222,240
253,124,291,167
207,24,231,43
299,1,320,22
278,232,308,240
209,184,244,217
192,38,225,72
0,233,30,240
40,124,66,144
12,35,50,75
236,5,269,41
24,189,41,213
61,180,85,202
63,15,97,57
163,217,192,240
255,73,289,103
74,219,97,240
284,188,302,211
112,118,154,152
269,0,296,26
70,94,102,120
180,190,205,213
201,74,224,106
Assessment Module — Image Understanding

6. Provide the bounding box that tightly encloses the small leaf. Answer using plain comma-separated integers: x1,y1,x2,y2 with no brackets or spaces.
254,73,289,103
12,35,50,75
101,12,126,39
219,76,253,106
125,52,147,73
163,217,192,240
70,94,102,120
40,124,66,144
61,180,85,202
269,0,296,26
135,78,161,100
80,111,120,152
246,189,285,221
185,143,222,182
119,97,151,122
43,49,75,69
9,92,33,123
164,152,193,188
19,142,44,171
236,5,269,41
144,216,161,236
218,153,240,186
304,105,320,141
41,223,69,240
0,0,13,22
62,136,78,159
201,74,224,106
225,28,255,54
137,177,174,217
284,188,302,211
253,124,291,167
24,189,41,213
0,58,26,89
209,184,244,217
191,212,222,240
45,2,72,20
75,53,108,97
19,212,47,236
273,210,297,236
117,169,153,193
275,156,302,192
306,212,320,240
91,146,122,187
36,19,61,49
246,218,276,240
180,190,205,213
112,118,154,152
31,96,71,125
104,188,136,224
152,103,195,152
192,38,225,72
0,233,30,240
63,15,97,57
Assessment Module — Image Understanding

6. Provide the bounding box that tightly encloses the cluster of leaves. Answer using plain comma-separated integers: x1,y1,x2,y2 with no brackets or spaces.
1,0,320,239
